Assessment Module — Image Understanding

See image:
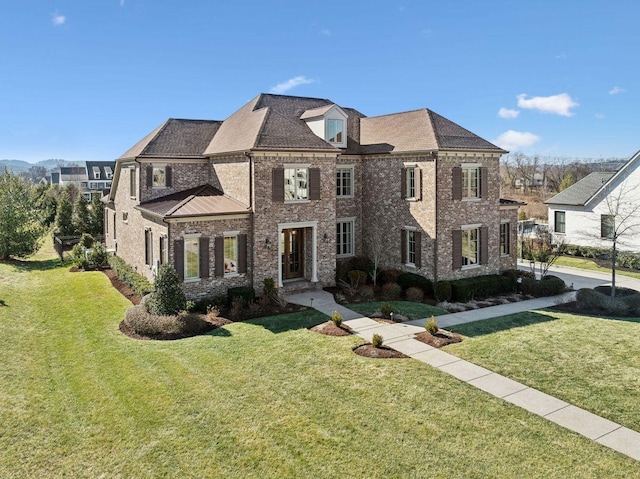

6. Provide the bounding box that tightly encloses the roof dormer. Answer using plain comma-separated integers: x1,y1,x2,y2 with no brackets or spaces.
300,104,348,148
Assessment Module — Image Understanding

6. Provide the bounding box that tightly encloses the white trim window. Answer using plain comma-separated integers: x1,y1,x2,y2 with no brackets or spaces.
105,166,113,179
284,167,309,201
336,219,354,257
184,236,200,280
153,166,166,188
554,211,566,234
462,166,480,199
224,233,239,276
159,235,168,264
462,227,479,267
144,229,153,266
336,166,353,197
327,119,344,144
406,229,417,266
406,167,417,199
500,222,510,255
129,167,137,199
93,166,101,179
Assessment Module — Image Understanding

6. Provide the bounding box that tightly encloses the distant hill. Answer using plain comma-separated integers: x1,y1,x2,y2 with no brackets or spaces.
0,159,76,175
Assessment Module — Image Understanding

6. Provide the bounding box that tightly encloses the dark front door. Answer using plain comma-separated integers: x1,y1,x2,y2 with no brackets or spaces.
281,228,304,280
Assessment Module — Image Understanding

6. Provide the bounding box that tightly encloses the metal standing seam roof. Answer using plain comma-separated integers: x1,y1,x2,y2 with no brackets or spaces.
135,184,250,219
545,172,616,206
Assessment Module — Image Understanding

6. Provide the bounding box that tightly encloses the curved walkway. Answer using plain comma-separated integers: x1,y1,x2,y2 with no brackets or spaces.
286,287,640,461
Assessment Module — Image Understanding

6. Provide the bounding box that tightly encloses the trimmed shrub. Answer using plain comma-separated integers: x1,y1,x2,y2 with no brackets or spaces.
405,286,424,302
380,269,403,285
348,269,368,289
87,242,108,267
520,276,565,297
359,285,375,301
381,282,402,300
263,278,276,298
123,304,210,338
434,281,452,302
149,263,187,316
576,288,631,316
108,255,153,296
372,333,384,348
621,294,640,316
336,256,373,283
397,272,433,297
380,301,393,317
70,243,89,269
425,315,438,335
450,274,517,302
594,285,640,298
228,286,255,305
331,311,343,327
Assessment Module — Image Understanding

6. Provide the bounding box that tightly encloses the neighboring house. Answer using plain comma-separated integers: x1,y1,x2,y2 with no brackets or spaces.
545,150,640,252
514,172,544,189
104,93,522,299
49,161,116,200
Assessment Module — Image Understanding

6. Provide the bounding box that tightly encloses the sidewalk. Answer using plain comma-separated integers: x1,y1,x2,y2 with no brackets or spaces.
286,288,640,461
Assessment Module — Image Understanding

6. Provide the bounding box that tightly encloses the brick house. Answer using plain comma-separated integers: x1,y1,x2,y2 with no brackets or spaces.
104,94,521,299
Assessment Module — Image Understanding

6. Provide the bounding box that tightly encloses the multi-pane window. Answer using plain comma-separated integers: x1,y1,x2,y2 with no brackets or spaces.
336,167,353,197
462,228,479,266
406,167,416,199
153,167,166,187
284,168,308,200
93,166,101,179
462,167,480,198
554,211,566,233
129,167,136,198
184,237,200,280
159,236,168,264
601,215,615,239
327,119,343,143
224,236,238,275
144,229,153,266
336,220,354,257
500,222,510,255
407,230,416,265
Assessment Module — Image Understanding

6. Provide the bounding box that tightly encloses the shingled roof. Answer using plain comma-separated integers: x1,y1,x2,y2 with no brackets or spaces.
120,119,222,159
135,184,250,219
545,172,615,206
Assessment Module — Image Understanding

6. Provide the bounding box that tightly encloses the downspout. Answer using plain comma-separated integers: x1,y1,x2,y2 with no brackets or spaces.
246,151,255,291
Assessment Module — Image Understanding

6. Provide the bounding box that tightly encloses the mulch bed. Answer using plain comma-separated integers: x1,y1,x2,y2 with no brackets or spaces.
548,300,637,317
119,314,233,341
102,268,141,304
309,321,352,336
353,344,408,359
414,329,462,348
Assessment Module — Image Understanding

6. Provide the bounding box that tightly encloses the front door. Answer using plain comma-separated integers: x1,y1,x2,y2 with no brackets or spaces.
281,228,304,280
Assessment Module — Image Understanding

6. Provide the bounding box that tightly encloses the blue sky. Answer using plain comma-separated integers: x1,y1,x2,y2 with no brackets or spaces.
1,0,638,163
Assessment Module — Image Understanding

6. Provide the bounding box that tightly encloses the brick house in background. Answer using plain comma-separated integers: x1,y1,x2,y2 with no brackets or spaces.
104,94,521,299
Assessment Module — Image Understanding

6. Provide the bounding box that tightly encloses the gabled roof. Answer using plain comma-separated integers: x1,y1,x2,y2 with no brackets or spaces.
545,171,616,206
120,119,222,159
135,184,250,219
360,109,506,154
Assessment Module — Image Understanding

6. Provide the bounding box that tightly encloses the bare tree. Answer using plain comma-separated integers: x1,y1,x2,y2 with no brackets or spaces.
525,230,565,278
363,222,390,287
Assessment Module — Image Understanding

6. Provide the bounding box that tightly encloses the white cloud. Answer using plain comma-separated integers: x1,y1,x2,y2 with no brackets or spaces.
555,53,567,60
609,86,625,95
516,93,579,116
494,130,541,151
52,13,66,26
320,28,331,36
498,108,519,119
595,113,605,119
270,76,315,94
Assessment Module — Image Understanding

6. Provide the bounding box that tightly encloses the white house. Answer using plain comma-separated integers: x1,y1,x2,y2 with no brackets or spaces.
545,150,640,252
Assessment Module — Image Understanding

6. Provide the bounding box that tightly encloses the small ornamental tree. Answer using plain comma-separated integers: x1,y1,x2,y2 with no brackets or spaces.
89,193,104,235
74,194,91,235
55,191,75,236
149,263,187,315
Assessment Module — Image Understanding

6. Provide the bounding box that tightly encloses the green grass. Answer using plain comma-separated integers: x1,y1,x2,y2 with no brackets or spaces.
347,301,448,320
554,255,640,281
1,245,638,477
447,310,640,432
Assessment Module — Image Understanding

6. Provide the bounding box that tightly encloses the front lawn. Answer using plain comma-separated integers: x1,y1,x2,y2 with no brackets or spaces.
0,247,637,477
446,310,640,431
554,255,640,281
347,300,448,319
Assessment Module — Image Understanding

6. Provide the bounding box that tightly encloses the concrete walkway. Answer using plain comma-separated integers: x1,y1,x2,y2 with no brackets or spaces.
285,287,640,461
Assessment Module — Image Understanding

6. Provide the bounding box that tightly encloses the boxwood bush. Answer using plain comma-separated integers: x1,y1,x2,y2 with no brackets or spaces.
107,255,153,296
520,275,566,297
227,286,255,305
397,272,433,297
449,272,517,302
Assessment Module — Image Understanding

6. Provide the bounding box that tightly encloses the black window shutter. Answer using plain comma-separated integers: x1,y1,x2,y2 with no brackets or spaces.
146,165,153,188
452,167,462,200
238,234,247,274
199,237,210,278
214,236,225,277
401,229,407,263
452,230,462,270
415,231,422,268
309,168,321,200
480,227,489,265
165,166,172,187
417,169,423,201
401,168,407,199
272,168,284,202
174,239,184,281
480,167,488,198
